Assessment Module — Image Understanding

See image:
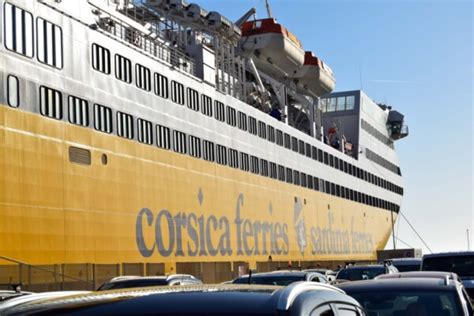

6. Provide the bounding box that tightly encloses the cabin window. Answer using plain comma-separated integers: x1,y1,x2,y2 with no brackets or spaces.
293,170,300,186
238,111,247,131
269,162,277,179
305,143,311,158
285,168,293,184
278,165,285,181
298,140,305,155
37,18,63,69
216,145,227,165
250,156,259,174
188,135,201,158
314,177,320,191
226,106,237,127
154,72,169,99
327,98,336,112
214,101,225,122
4,3,34,57
137,118,153,145
276,130,283,146
156,124,171,149
115,54,132,83
171,81,185,105
329,154,334,167
326,181,331,194
173,130,187,154
203,140,215,162
336,96,346,111
260,159,268,177
291,137,298,152
307,175,313,189
346,96,355,110
311,146,318,160
7,75,20,108
186,88,199,111
201,95,212,116
68,96,89,126
39,86,62,120
135,64,151,91
117,111,134,139
284,133,291,149
248,116,257,135
240,152,249,171
300,172,307,188
267,126,275,143
92,44,111,74
258,121,266,139
94,103,113,133
228,149,239,168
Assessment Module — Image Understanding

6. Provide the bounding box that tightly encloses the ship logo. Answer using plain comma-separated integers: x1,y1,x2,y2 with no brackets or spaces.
293,197,307,255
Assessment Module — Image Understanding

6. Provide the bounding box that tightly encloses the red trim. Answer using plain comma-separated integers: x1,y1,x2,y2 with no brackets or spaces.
304,51,322,67
241,19,302,48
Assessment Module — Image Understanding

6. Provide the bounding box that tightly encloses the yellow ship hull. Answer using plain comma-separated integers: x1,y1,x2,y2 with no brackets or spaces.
0,105,395,278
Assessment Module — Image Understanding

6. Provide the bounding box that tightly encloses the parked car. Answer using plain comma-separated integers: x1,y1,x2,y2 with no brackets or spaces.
334,264,398,283
337,274,473,316
97,274,202,291
232,270,329,285
0,291,88,312
388,257,421,272
3,282,366,315
422,251,474,301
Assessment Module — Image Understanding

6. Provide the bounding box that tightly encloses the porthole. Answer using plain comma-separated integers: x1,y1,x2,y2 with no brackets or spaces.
101,153,108,165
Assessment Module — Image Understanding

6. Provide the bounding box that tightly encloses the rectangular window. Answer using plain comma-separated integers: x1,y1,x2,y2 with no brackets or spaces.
286,168,293,184
156,124,171,149
171,81,185,105
260,159,268,177
284,133,291,149
314,177,320,191
278,165,285,181
301,173,307,187
250,156,259,174
312,146,318,160
305,143,312,158
137,118,153,145
276,130,283,146
4,3,34,57
318,149,323,163
40,86,62,120
267,126,275,143
307,175,313,189
240,152,249,171
154,72,169,98
68,95,89,126
173,130,187,154
37,17,63,68
258,121,267,139
135,64,151,91
92,43,111,74
329,154,334,167
94,103,112,133
187,88,199,111
269,162,277,179
291,137,298,152
298,140,305,155
324,152,329,165
216,144,227,165
117,111,134,139
203,140,215,162
189,135,201,158
201,95,213,116
7,75,20,108
293,170,300,186
214,101,225,122
248,116,257,135
115,54,132,83
229,148,239,168
226,106,237,127
238,111,247,131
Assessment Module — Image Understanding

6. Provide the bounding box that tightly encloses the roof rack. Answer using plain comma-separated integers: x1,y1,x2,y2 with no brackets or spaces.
277,281,344,311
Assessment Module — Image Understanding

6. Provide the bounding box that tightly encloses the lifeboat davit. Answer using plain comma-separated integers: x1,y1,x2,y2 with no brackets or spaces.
240,18,305,78
293,51,336,97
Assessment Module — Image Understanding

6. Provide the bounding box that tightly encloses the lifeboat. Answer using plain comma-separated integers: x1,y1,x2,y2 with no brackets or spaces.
293,51,336,97
240,18,305,78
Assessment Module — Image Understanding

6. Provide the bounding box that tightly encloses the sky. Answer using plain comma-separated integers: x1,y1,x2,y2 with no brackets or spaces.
194,0,473,254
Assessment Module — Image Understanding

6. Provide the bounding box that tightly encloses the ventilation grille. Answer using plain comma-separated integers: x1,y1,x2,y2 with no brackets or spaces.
69,146,91,166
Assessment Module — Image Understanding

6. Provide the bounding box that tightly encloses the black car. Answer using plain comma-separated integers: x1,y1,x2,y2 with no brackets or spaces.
3,282,365,315
337,276,473,316
232,270,328,285
334,264,398,283
97,274,202,290
422,251,474,301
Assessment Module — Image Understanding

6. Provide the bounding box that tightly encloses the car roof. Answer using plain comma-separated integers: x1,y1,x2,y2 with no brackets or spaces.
423,251,474,259
238,270,312,278
339,265,385,270
337,277,458,292
388,258,422,264
376,271,460,281
3,282,357,316
108,274,198,283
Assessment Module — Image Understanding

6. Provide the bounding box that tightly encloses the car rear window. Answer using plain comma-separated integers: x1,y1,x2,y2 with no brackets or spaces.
233,275,304,286
336,268,385,281
393,264,421,272
348,290,462,316
98,279,168,290
423,255,474,277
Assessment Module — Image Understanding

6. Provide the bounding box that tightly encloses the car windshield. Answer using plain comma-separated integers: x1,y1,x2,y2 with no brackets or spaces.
233,275,304,286
394,264,420,272
349,290,461,316
337,267,385,281
98,279,168,290
423,255,474,277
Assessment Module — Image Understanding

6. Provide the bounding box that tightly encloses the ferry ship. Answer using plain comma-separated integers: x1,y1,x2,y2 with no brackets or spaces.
0,0,408,287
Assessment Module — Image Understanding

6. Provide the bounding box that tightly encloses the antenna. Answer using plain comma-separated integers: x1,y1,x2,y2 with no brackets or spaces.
264,0,273,18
